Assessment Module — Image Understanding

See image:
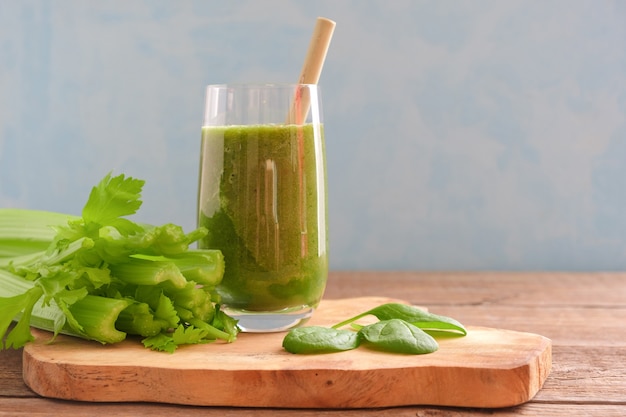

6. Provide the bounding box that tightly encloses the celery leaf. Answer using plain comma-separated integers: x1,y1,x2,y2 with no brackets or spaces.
81,172,144,235
142,325,212,353
0,286,44,349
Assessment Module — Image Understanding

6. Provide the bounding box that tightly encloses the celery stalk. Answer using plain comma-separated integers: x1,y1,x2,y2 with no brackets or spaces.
0,269,33,296
68,295,131,343
0,236,94,271
0,270,129,346
130,250,225,286
0,209,78,257
109,257,187,289
169,250,225,286
167,282,215,322
0,173,238,352
115,302,169,337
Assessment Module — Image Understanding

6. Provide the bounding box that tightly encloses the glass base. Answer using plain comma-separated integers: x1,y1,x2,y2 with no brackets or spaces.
222,305,315,333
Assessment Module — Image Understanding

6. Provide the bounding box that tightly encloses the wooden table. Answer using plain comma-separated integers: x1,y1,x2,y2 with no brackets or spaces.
1,271,625,416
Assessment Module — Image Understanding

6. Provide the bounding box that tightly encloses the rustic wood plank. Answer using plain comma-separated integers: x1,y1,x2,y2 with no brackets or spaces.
536,346,626,404
2,271,625,415
5,344,626,404
1,398,625,417
324,271,626,308
21,297,551,409
421,305,626,346
326,272,626,344
0,347,31,397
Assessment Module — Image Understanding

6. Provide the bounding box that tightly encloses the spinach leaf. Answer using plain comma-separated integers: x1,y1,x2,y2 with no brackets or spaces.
359,319,439,354
368,303,467,335
282,326,360,354
333,303,466,336
282,302,467,356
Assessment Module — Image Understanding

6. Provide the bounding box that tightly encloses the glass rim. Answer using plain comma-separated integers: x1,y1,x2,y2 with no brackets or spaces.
205,82,319,89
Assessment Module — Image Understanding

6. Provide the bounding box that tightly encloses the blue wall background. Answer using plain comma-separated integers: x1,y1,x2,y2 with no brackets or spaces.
1,1,625,271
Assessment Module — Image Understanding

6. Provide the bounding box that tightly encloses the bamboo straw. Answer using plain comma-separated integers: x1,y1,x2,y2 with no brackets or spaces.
287,17,336,124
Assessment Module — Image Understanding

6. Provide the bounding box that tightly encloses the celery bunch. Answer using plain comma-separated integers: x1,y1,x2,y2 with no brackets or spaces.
0,173,238,353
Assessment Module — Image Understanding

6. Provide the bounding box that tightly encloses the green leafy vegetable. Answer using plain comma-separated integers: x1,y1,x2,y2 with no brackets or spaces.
282,302,466,355
0,209,75,257
142,324,211,354
0,172,239,352
282,326,360,354
359,319,438,354
333,302,467,336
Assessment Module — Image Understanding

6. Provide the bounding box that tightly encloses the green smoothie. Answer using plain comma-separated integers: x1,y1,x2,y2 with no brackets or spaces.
198,124,328,312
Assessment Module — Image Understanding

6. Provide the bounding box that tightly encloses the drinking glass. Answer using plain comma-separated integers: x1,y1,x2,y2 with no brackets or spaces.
197,83,328,332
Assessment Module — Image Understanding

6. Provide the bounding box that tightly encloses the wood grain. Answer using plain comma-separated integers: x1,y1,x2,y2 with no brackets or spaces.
325,271,626,308
3,271,625,416
2,398,626,417
22,296,551,409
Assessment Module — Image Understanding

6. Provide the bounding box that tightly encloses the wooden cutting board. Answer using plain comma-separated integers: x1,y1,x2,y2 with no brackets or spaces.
22,297,551,409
